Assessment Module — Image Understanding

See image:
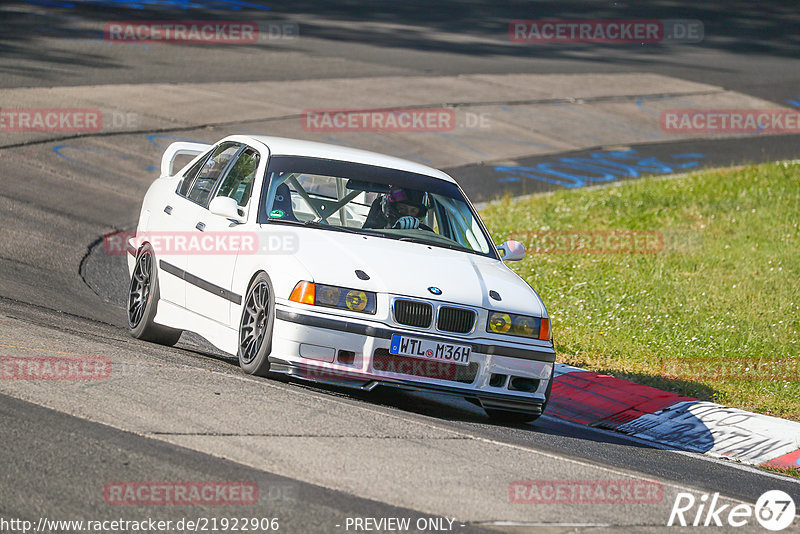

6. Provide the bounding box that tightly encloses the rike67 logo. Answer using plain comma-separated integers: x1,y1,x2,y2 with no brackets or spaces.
668,490,796,531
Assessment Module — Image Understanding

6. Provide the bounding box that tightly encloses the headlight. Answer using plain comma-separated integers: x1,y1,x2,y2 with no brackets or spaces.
488,312,512,333
289,281,376,314
487,311,550,340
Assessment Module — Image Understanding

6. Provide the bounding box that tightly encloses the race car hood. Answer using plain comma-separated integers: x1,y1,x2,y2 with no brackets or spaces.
285,227,545,316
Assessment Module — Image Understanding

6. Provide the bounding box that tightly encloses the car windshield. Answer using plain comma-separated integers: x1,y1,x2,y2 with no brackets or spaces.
259,156,496,258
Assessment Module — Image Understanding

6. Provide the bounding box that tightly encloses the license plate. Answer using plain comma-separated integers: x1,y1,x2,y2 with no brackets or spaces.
389,334,471,366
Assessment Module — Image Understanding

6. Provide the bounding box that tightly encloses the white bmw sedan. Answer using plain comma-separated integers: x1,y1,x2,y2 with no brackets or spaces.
127,135,555,422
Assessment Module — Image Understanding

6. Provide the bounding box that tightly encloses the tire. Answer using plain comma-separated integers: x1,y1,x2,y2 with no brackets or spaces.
238,272,275,376
127,244,182,346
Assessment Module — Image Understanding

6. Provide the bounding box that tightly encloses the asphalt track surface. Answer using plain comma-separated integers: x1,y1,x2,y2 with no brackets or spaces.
1,1,800,532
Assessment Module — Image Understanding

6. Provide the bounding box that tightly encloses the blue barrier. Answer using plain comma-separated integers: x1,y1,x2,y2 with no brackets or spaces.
52,134,706,191
494,149,705,188
53,135,206,173
22,0,271,10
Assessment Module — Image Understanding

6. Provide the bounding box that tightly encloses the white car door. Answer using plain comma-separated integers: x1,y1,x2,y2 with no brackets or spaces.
185,145,263,326
150,151,215,307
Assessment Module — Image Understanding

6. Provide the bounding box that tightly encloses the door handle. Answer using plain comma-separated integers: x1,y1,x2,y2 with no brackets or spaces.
195,222,206,231
164,205,173,215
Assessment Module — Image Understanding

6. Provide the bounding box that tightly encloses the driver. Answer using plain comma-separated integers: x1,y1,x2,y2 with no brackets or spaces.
364,188,429,229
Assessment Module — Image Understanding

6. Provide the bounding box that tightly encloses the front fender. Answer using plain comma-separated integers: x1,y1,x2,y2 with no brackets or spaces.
231,247,314,323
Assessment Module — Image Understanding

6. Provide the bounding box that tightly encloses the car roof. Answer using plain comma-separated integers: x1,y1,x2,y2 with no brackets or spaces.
228,134,457,184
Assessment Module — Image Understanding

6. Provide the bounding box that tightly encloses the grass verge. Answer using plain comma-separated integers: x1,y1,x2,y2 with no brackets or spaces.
481,161,800,421
762,465,800,479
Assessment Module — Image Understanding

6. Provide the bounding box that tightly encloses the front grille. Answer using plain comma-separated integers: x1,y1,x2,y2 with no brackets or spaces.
372,349,478,383
437,306,476,334
393,299,433,328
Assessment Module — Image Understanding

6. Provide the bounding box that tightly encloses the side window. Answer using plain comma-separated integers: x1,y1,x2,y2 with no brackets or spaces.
213,147,260,207
178,153,210,197
187,142,241,206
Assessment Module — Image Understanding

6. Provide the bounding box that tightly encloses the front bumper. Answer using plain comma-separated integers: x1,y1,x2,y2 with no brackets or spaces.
269,304,555,414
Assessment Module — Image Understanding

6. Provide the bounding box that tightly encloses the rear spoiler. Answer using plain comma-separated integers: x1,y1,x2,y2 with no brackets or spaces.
160,141,212,177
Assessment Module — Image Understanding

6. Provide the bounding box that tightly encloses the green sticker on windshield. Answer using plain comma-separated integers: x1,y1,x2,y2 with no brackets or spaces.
270,209,285,218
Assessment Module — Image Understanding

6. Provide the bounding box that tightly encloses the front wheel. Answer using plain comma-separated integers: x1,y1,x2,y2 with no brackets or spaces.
238,272,275,376
127,244,182,346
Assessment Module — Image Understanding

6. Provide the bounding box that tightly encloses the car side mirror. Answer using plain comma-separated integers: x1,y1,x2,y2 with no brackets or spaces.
497,240,526,261
209,196,246,223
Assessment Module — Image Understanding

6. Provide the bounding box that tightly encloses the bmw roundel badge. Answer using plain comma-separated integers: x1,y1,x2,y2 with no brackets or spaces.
427,286,442,295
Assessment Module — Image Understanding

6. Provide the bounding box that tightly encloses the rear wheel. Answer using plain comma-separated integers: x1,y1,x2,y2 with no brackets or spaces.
238,272,275,376
127,244,182,346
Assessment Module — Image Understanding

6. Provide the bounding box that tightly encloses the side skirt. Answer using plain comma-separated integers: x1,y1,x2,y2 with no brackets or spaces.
154,299,238,355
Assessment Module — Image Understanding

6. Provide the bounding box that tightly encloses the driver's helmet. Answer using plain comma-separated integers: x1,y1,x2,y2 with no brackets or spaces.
381,188,428,227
